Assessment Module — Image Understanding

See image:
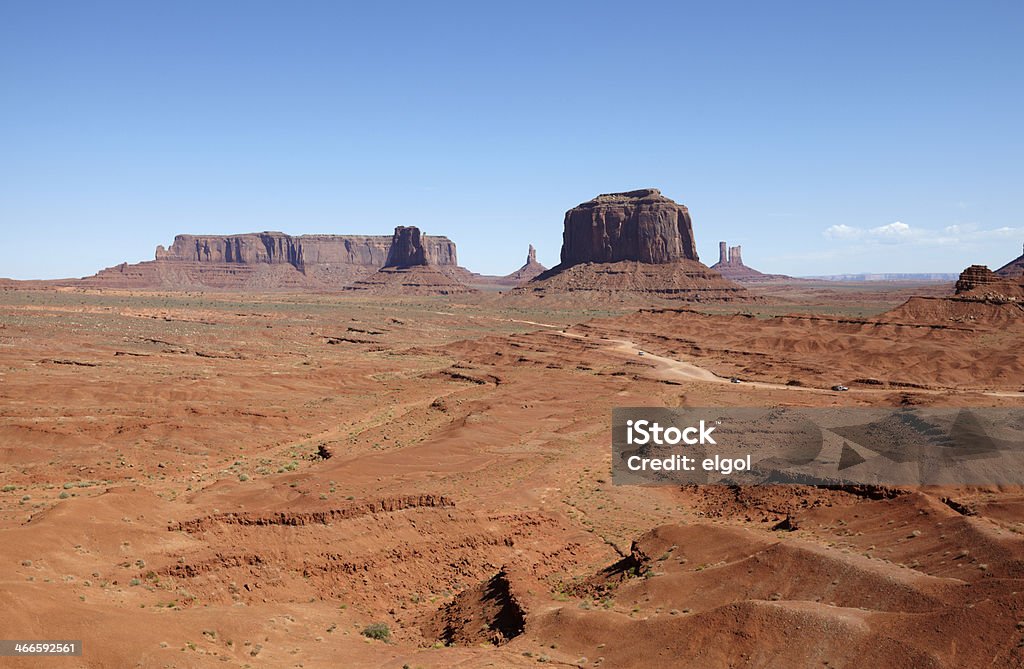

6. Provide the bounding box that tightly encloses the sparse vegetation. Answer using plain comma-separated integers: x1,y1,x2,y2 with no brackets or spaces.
2,278,1020,664
361,623,390,641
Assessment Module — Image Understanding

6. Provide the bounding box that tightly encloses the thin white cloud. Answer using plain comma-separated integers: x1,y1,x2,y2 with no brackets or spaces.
824,221,1023,247
872,221,910,236
983,226,1021,239
823,224,862,240
869,221,914,243
944,223,976,235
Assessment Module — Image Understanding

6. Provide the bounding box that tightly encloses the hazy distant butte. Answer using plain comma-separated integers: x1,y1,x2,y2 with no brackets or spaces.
710,241,792,282
156,231,458,270
76,230,462,291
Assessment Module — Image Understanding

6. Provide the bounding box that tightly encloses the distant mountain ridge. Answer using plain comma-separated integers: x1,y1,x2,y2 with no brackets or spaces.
803,273,959,282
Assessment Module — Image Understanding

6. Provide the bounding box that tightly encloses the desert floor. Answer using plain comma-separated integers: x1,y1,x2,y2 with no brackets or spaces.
1,285,1022,668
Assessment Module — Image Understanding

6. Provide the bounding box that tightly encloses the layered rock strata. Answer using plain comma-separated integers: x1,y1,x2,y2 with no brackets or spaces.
77,230,461,290
345,226,476,296
955,264,1024,300
559,189,698,266
525,189,748,301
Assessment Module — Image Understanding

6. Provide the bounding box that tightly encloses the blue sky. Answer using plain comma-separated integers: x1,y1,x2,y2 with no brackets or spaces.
2,1,1022,279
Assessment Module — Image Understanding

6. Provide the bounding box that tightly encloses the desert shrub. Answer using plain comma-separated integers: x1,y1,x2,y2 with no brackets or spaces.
362,623,390,641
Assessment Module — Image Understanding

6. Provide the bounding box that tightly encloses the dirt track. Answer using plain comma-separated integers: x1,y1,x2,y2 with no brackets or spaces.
558,329,1024,399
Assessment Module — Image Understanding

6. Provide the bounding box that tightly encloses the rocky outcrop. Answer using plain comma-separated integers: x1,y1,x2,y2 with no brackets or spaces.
955,264,1024,300
505,245,547,283
384,226,428,267
526,244,538,267
995,243,1024,278
444,245,548,289
523,189,749,302
522,260,748,301
346,226,476,295
955,265,1001,294
423,570,526,646
156,231,457,269
76,229,463,291
344,266,477,296
156,232,304,266
710,241,791,282
716,242,744,266
559,189,698,267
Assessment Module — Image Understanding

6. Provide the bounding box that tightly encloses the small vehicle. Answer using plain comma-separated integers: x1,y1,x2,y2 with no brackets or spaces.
637,351,644,356
730,377,743,384
832,385,849,392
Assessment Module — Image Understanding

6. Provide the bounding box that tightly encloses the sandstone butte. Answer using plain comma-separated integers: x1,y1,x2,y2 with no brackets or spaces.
558,188,698,266
156,230,458,268
344,226,477,295
64,229,550,292
524,188,748,301
75,230,461,290
955,263,1024,300
383,226,430,267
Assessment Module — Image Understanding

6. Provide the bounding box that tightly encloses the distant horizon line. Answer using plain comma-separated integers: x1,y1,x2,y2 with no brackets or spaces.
0,265,970,284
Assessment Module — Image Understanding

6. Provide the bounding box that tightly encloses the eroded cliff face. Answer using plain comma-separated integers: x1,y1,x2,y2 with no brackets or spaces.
384,226,428,267
523,189,748,301
76,229,460,290
559,189,698,267
346,226,475,294
954,264,1024,300
155,231,458,270
955,265,1000,294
